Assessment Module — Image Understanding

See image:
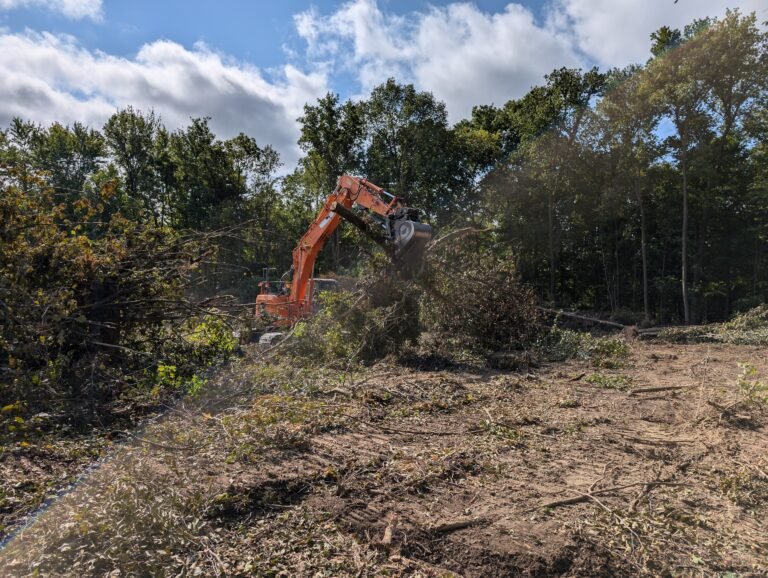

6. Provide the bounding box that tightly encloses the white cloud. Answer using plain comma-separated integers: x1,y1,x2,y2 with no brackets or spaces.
412,3,580,121
296,0,768,122
296,0,582,121
0,0,103,21
0,30,329,166
2,0,766,172
551,0,768,68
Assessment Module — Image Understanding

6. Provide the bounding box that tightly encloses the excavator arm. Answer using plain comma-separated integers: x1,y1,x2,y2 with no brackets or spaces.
256,175,431,325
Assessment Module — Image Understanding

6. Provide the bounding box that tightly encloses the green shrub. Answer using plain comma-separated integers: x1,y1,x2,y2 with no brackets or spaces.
0,173,236,423
737,363,768,406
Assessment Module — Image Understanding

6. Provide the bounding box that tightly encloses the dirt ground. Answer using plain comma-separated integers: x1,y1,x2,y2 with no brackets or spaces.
1,339,767,577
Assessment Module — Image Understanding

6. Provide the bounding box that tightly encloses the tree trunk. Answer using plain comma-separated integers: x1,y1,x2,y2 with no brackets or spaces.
660,248,667,324
599,232,615,312
754,238,760,298
548,190,555,302
681,157,690,324
615,225,621,310
693,220,706,323
637,181,650,323
330,229,340,270
692,177,710,323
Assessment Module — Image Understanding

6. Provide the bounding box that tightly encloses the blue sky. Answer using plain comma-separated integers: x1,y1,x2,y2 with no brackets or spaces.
0,0,764,167
1,1,546,66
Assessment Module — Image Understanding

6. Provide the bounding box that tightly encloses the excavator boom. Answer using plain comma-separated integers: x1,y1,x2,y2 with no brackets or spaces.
256,175,431,325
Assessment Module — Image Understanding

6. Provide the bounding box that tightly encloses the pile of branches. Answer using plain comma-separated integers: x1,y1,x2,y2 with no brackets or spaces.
0,170,237,423
284,254,420,365
660,304,768,346
282,230,542,367
419,232,542,356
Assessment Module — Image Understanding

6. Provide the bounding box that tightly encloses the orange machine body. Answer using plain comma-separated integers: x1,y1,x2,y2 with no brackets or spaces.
255,175,426,326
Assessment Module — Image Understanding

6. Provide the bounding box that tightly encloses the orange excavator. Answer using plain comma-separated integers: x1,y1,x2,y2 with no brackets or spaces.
256,175,432,326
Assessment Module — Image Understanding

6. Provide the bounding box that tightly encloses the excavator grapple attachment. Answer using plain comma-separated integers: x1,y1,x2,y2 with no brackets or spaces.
393,220,432,278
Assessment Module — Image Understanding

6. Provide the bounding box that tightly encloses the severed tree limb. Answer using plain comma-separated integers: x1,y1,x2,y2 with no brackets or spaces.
429,517,490,534
427,226,493,252
629,385,694,396
618,435,697,446
537,307,626,330
361,420,458,437
528,480,690,512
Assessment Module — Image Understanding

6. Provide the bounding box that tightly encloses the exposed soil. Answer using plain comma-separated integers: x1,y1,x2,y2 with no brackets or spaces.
1,340,766,577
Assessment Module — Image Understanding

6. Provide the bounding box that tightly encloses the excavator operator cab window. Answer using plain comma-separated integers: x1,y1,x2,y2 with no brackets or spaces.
259,280,286,296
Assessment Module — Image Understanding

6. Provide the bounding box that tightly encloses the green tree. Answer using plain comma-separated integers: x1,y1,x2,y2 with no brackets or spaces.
296,92,364,267
645,26,711,323
598,66,662,321
3,118,40,193
170,117,246,230
32,122,105,201
363,78,463,222
103,107,162,221
516,68,607,301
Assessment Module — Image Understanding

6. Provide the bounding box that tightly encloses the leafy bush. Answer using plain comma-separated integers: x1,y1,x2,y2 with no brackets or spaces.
0,170,236,424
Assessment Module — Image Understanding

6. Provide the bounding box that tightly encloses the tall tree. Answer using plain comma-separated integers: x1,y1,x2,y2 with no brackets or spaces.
32,122,105,201
170,117,246,230
296,93,364,267
103,107,161,222
363,79,462,223
599,66,661,321
645,26,711,323
3,118,40,193
521,68,606,301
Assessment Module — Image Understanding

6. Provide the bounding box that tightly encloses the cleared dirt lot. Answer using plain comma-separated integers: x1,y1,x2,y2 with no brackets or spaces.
1,340,767,576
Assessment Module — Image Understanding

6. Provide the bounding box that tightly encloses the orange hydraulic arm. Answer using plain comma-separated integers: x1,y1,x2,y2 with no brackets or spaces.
256,175,431,325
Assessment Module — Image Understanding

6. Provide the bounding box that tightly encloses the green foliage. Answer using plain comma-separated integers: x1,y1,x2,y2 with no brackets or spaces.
185,316,238,362
586,373,633,390
736,363,768,406
287,280,419,365
154,365,182,391
186,375,207,398
0,173,235,422
661,305,768,346
538,328,631,368
724,304,768,332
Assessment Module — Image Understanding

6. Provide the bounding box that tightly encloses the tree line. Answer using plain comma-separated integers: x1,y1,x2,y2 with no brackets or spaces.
2,9,767,326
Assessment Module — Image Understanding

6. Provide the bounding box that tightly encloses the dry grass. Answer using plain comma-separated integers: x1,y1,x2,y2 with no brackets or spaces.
1,339,767,577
